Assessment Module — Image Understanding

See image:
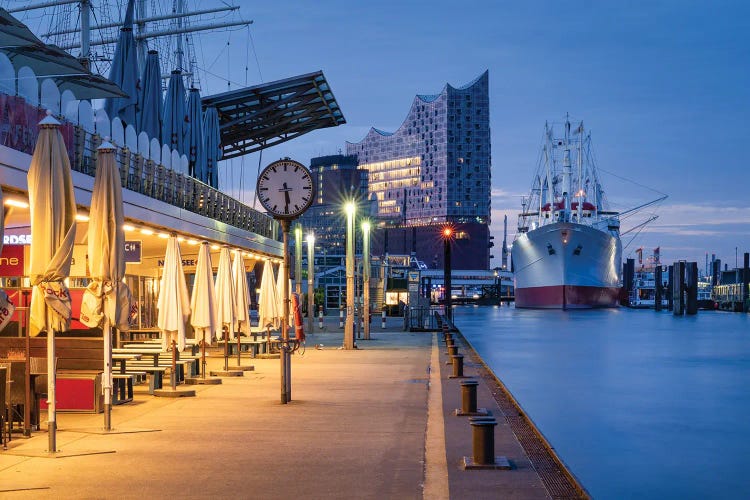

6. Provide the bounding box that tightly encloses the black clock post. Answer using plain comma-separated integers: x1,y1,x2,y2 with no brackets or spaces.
256,158,315,404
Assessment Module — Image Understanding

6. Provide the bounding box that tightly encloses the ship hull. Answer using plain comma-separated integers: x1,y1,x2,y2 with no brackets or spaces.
512,222,622,309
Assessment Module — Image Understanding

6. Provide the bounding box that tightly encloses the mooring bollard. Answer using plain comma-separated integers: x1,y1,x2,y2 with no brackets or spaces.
470,416,498,465
460,379,479,414
339,306,344,329
444,332,454,344
381,309,387,329
451,354,465,377
447,344,458,357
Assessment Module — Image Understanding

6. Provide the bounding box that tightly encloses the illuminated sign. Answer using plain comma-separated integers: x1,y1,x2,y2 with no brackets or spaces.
0,245,24,275
3,234,31,245
124,241,142,263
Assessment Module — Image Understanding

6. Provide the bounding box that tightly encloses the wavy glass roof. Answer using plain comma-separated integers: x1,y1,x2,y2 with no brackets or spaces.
201,70,346,160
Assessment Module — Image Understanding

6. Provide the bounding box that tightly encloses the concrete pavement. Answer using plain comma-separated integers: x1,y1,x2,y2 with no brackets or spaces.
0,316,575,499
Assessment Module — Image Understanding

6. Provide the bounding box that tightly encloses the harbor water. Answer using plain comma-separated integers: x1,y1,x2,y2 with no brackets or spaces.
454,305,750,499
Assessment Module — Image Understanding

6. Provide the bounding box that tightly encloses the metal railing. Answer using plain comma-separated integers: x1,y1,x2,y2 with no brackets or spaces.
70,129,278,239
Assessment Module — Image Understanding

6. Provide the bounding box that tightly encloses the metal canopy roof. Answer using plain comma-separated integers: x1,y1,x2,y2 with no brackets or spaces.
201,70,346,160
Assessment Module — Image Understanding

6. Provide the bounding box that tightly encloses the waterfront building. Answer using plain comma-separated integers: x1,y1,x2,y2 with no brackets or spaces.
297,154,369,256
345,71,492,270
0,10,345,334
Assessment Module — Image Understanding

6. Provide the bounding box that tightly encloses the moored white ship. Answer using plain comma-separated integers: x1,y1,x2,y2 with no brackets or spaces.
512,119,622,309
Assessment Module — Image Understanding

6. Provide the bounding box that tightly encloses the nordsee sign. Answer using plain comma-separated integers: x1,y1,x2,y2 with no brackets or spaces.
3,234,31,245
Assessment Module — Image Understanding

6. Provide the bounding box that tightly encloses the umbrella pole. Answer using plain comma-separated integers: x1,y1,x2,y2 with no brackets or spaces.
237,330,241,366
223,326,228,371
48,327,56,453
171,339,177,390
201,331,206,379
103,319,112,431
24,308,31,437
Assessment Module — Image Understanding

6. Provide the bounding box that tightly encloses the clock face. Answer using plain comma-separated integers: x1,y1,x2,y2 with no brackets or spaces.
256,159,315,219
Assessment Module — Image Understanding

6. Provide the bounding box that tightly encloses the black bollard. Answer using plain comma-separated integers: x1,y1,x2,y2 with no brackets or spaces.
455,379,489,416
462,417,511,470
450,354,465,378
471,417,497,465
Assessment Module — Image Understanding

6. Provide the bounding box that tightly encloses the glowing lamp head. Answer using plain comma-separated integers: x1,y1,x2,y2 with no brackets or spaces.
442,227,453,238
362,221,371,233
345,201,356,215
307,233,315,245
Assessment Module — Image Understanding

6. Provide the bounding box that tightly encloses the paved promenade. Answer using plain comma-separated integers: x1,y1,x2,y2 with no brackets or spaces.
0,317,580,499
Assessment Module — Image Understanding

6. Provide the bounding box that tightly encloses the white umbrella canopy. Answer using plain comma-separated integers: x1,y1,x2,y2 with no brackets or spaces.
190,241,217,342
258,260,281,331
231,250,251,337
82,141,131,332
28,113,77,336
214,246,236,340
157,236,191,352
276,261,293,331
80,140,131,429
28,112,77,451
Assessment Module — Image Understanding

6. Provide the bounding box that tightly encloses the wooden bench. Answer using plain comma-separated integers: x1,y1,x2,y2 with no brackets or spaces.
112,373,135,404
124,366,167,394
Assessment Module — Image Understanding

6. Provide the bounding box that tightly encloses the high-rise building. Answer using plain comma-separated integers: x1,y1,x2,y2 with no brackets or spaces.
345,71,491,270
298,154,370,254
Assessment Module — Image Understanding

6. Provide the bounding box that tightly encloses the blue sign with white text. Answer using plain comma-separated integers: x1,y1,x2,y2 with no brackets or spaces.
124,241,142,263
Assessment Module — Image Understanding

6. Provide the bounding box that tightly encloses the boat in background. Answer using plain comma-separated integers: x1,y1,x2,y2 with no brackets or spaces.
628,247,668,308
512,118,622,309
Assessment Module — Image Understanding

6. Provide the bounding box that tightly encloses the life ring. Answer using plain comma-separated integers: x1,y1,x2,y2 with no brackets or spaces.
292,292,305,342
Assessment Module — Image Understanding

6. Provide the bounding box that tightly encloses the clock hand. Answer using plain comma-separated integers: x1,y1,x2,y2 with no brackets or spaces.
283,182,291,212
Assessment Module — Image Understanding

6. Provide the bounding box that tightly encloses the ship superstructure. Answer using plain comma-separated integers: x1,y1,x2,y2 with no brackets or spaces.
512,118,622,309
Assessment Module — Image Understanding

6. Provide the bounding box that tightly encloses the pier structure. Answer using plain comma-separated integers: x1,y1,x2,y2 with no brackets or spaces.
0,315,584,499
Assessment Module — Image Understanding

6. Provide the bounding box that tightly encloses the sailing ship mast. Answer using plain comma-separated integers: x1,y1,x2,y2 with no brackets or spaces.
7,0,252,83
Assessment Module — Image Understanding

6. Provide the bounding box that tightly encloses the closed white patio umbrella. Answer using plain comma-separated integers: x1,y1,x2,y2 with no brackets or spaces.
81,140,131,431
276,261,293,337
28,112,77,452
157,236,190,353
215,247,236,371
215,246,236,340
190,241,217,343
232,250,251,338
190,241,217,381
258,260,281,354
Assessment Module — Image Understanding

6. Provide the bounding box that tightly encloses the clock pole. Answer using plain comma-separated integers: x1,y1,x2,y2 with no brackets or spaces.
280,218,292,404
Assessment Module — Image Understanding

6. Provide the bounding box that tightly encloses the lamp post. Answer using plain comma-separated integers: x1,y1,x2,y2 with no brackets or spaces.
344,201,356,349
443,226,453,322
362,220,371,340
294,223,303,297
307,232,315,335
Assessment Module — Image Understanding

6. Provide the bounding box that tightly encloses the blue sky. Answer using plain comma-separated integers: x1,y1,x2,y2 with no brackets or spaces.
22,0,748,269
200,1,750,269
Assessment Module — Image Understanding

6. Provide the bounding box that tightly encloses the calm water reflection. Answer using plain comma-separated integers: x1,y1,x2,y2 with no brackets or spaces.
454,306,750,499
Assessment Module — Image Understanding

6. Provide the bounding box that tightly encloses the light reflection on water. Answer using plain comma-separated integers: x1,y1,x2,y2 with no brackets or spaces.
454,305,750,500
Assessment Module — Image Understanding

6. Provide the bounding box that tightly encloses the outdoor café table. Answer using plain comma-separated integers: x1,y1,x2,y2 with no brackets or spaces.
111,353,142,374
113,348,162,367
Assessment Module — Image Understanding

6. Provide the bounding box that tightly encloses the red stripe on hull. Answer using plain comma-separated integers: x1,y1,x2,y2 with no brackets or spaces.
516,285,620,309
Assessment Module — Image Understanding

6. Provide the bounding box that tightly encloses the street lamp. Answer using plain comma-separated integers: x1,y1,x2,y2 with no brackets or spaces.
362,220,371,340
344,201,356,349
443,226,453,322
294,223,302,296
307,232,315,335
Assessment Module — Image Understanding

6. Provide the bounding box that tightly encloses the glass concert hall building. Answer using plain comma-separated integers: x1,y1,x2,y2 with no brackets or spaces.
345,71,491,270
